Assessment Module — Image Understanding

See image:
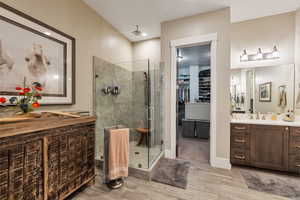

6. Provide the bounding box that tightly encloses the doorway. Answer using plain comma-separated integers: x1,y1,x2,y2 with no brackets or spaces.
176,44,211,165
169,33,218,168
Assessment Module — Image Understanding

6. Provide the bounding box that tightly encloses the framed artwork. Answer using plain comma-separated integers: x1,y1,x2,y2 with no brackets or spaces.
0,3,75,105
259,82,272,102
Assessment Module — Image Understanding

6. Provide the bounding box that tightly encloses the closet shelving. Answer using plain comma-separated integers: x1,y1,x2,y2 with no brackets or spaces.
198,69,211,102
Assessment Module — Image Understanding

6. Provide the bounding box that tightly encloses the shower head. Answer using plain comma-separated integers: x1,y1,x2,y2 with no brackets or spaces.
132,25,142,36
132,25,147,37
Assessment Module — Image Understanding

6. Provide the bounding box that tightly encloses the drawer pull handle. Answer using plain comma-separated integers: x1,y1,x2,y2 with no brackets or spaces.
296,146,300,149
234,155,246,160
234,127,246,130
296,165,300,168
235,139,246,143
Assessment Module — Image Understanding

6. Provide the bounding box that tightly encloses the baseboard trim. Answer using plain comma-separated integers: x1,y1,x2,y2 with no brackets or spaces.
210,157,231,170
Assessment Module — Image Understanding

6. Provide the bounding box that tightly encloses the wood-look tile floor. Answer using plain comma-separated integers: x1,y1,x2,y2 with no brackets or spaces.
69,128,294,200
69,164,294,200
69,163,293,200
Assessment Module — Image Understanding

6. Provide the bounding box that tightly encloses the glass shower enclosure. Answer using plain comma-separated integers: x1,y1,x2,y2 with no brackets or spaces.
93,57,164,169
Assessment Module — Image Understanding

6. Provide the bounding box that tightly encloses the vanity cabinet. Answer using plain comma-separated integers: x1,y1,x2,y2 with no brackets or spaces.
231,123,299,174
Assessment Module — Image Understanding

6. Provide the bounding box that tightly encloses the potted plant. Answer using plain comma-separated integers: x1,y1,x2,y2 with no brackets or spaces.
0,81,43,116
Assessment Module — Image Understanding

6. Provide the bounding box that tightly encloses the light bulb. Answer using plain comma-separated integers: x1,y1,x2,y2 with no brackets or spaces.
240,49,248,62
272,46,280,58
256,48,263,60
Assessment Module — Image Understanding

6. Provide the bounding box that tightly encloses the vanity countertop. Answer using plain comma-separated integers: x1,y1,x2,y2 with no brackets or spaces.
231,119,300,127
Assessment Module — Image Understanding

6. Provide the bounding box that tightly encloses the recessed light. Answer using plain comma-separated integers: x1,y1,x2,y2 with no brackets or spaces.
44,32,51,36
141,32,148,37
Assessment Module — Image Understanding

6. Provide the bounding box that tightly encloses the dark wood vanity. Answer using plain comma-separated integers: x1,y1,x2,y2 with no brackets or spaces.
231,123,300,174
0,116,96,200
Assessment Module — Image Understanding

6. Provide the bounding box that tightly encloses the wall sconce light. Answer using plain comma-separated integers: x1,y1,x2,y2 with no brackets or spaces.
240,46,280,62
256,48,263,60
272,46,280,58
240,49,248,61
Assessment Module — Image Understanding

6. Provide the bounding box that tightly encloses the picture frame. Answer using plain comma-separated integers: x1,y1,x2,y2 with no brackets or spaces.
0,3,75,105
259,82,272,102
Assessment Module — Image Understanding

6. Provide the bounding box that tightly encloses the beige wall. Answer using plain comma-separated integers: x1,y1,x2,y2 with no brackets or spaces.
161,8,231,159
296,9,300,73
1,0,133,112
133,38,161,63
231,12,295,68
295,9,300,111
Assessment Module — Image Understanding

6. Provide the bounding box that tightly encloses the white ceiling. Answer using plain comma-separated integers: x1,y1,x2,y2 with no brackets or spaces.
83,0,299,42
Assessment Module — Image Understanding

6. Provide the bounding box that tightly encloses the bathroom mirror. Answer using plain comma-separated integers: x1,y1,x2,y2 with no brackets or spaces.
230,64,295,114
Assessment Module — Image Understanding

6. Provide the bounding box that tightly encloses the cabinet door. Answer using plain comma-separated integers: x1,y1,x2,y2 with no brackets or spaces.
250,125,289,171
0,140,43,200
45,125,95,200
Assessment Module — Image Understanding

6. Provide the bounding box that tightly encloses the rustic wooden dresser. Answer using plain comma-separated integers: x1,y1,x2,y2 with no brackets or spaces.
0,116,96,200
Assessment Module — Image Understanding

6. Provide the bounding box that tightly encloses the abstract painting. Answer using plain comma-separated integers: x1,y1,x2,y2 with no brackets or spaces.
0,3,75,104
259,82,272,102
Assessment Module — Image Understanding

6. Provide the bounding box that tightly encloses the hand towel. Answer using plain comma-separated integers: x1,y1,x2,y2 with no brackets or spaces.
108,128,129,180
278,89,287,108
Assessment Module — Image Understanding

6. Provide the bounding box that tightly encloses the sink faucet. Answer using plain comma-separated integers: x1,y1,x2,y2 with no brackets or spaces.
255,112,259,120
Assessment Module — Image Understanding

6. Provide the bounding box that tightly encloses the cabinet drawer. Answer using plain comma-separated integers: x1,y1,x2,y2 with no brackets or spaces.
231,132,250,149
289,134,300,154
230,148,250,165
231,124,249,133
288,155,300,174
291,127,300,136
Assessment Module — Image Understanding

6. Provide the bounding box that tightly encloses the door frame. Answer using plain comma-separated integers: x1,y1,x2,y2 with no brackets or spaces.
169,33,218,166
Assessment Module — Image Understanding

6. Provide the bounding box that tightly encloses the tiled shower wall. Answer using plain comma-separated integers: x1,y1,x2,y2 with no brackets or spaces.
93,57,134,160
93,56,164,167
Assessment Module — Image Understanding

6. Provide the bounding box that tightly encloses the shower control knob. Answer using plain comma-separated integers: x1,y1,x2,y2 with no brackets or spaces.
102,86,112,95
111,86,120,96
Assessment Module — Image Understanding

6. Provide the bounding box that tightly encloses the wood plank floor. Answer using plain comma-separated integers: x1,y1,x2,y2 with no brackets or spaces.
68,163,293,200
69,131,297,200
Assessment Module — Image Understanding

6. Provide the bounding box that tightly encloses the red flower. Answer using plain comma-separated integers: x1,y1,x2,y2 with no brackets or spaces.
19,92,25,95
32,102,40,108
16,87,22,90
0,97,6,103
23,88,31,93
35,87,43,91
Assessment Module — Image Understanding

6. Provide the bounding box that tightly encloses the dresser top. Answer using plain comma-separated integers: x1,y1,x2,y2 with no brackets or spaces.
0,116,96,139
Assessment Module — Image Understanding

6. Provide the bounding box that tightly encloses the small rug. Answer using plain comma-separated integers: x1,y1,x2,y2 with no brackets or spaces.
151,158,191,189
240,170,300,199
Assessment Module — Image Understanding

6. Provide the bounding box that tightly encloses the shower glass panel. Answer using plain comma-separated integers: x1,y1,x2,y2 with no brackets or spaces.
93,57,163,169
148,62,164,167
